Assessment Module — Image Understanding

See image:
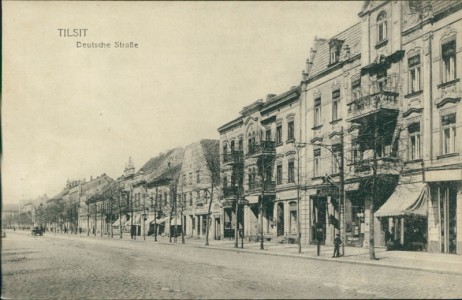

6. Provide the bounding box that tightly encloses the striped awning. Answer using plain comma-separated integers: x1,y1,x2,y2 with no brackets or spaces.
112,215,127,227
375,183,428,218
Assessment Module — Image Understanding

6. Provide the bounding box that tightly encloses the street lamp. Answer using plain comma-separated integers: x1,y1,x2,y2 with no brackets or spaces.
142,211,147,241
291,141,307,254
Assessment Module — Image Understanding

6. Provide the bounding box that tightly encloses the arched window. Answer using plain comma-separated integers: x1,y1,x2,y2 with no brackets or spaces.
377,11,388,42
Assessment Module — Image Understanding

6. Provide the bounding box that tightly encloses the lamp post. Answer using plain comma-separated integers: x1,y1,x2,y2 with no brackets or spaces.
142,211,147,241
292,142,307,254
310,127,346,256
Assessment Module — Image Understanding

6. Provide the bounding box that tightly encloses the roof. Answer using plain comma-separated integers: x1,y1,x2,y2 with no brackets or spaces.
431,0,461,16
147,163,182,187
81,174,114,198
142,147,184,183
308,22,361,79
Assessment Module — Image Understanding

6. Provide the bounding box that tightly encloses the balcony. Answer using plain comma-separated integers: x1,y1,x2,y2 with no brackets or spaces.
350,156,400,176
347,75,400,123
247,180,276,195
247,141,276,157
222,150,244,166
223,186,238,199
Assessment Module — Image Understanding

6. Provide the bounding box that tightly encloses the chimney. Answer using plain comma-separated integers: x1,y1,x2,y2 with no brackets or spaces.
266,94,276,102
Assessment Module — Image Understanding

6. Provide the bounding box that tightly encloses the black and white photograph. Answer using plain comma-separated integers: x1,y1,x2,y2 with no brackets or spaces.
2,1,462,299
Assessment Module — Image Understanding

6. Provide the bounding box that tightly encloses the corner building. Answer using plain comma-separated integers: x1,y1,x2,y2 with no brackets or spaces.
302,0,462,253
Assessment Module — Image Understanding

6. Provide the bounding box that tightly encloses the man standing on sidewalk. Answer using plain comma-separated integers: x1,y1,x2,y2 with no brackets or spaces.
332,234,342,258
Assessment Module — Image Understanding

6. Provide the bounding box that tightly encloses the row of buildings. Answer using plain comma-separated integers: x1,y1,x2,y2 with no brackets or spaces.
36,1,462,255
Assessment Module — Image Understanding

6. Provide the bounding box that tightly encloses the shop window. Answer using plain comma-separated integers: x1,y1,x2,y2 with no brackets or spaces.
377,11,388,43
289,201,297,234
442,39,457,83
441,113,457,155
408,122,421,160
408,54,421,93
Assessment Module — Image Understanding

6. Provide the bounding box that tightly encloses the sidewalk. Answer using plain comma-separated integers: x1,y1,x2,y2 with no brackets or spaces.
151,235,462,275
13,230,462,275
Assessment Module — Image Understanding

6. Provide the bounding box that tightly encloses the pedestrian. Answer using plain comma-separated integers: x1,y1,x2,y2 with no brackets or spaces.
332,233,342,258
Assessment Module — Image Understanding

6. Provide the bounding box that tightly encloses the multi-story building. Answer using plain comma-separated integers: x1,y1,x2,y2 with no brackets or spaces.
218,87,302,243
177,139,221,240
302,22,362,247
302,0,462,255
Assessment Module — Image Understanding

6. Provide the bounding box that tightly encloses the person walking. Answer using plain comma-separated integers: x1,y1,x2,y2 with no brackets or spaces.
332,233,342,258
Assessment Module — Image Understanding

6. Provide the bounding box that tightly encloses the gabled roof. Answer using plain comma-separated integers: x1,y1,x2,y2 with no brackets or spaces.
308,22,361,80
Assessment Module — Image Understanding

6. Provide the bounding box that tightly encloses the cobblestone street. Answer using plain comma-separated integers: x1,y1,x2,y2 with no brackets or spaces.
2,231,462,299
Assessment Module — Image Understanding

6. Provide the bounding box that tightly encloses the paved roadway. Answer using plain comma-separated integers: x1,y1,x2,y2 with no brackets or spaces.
2,231,462,299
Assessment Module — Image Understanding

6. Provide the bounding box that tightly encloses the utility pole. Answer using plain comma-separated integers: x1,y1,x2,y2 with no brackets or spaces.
369,114,378,260
339,127,346,256
293,142,307,254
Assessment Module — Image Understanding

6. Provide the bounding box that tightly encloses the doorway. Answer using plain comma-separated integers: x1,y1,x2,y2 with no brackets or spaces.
440,184,457,254
277,202,284,236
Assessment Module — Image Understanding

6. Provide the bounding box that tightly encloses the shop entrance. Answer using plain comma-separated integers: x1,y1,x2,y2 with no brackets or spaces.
440,185,457,254
311,196,327,244
276,202,284,236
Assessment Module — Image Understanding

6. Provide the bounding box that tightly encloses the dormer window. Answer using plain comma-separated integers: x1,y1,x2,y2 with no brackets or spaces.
377,11,388,43
329,39,343,65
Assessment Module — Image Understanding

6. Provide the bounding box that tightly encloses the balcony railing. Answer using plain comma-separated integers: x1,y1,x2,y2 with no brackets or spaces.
350,156,400,175
247,141,276,157
347,74,400,121
223,186,238,198
222,150,244,165
247,180,276,194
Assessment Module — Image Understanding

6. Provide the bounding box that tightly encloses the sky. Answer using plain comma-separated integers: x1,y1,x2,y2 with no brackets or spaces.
2,1,363,204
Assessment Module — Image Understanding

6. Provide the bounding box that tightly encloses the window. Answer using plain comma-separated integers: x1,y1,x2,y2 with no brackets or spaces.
238,139,243,151
135,194,140,207
223,174,228,189
313,149,321,177
223,144,228,156
230,140,235,152
288,161,295,183
330,45,340,64
377,11,388,42
276,124,283,144
183,173,186,185
351,78,362,101
332,90,340,121
288,120,295,141
351,140,360,163
442,113,457,155
377,69,388,92
314,97,321,126
408,122,421,160
332,144,342,174
442,40,456,83
159,193,163,206
408,54,421,93
276,164,283,185
164,192,168,205
265,128,272,141
196,170,200,183
196,191,200,203
189,172,193,185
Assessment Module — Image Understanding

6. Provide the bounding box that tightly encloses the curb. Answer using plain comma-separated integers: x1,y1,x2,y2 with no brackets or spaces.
21,231,462,276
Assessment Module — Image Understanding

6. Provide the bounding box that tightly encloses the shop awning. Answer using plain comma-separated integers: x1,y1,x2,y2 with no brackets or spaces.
153,217,169,225
146,216,155,224
245,195,259,204
112,215,127,227
124,215,142,226
169,216,182,225
375,182,428,218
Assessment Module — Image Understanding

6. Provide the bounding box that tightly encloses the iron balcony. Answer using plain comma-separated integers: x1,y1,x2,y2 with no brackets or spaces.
247,141,276,157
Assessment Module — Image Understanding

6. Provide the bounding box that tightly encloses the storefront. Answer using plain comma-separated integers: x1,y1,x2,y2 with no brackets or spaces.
375,182,428,251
